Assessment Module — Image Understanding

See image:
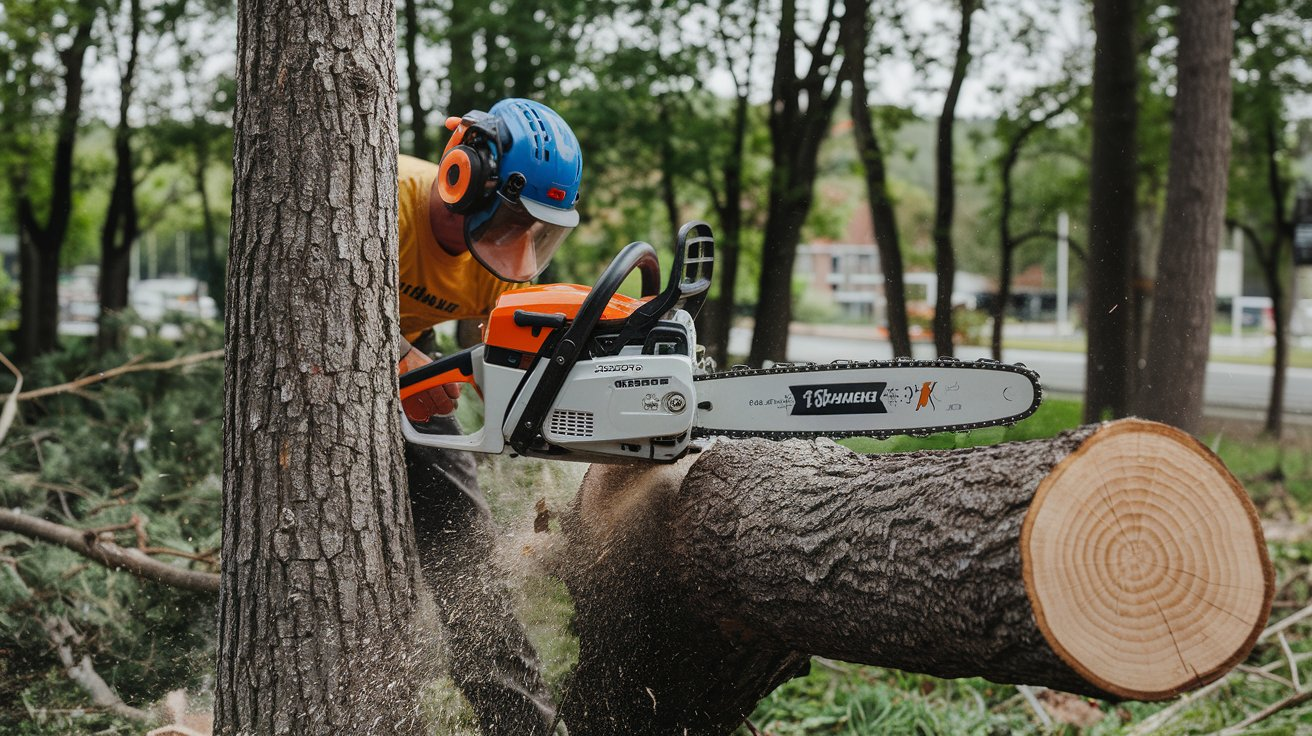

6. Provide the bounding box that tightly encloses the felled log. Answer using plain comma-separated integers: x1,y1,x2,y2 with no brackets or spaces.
552,419,1273,735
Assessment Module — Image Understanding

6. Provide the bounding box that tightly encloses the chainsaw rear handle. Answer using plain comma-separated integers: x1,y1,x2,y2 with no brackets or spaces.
398,243,659,409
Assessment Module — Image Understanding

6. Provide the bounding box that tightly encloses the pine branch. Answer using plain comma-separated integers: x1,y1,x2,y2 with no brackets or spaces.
0,509,219,593
44,615,155,724
15,349,223,402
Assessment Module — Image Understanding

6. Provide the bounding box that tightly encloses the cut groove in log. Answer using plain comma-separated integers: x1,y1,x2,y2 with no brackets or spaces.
1021,419,1273,700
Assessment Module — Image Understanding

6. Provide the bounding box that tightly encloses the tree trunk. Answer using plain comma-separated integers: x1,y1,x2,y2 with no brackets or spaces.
194,134,224,317
992,99,1072,362
97,0,142,355
844,1,911,359
702,92,748,369
1135,0,1233,434
994,135,1021,362
15,411,1272,733
14,16,94,363
1268,270,1289,436
444,5,482,118
401,0,431,160
1084,0,1139,423
1261,118,1290,438
216,0,421,731
551,419,1272,734
15,217,43,362
658,102,682,246
931,0,977,359
748,0,842,366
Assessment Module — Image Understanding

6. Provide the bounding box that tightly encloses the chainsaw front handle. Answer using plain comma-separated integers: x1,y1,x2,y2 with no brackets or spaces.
398,345,481,400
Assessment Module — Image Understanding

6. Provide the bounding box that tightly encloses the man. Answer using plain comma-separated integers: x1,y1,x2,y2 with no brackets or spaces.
396,98,581,735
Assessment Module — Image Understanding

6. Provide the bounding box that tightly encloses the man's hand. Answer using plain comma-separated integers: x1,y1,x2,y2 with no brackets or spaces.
399,346,461,422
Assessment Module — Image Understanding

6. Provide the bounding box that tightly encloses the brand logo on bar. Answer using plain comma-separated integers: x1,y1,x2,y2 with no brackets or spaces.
789,382,887,415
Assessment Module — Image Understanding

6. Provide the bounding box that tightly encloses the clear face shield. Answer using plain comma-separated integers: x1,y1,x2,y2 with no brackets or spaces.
464,194,573,282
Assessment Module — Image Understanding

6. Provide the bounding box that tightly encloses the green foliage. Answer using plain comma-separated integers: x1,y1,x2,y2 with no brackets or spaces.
0,267,17,319
0,328,223,731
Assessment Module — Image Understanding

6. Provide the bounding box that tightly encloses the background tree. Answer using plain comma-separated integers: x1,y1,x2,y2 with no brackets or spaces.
930,0,980,358
748,0,845,365
215,0,421,729
1227,0,1312,437
990,87,1078,361
843,0,912,359
6,3,97,362
1134,0,1235,433
695,0,765,368
400,0,433,160
95,0,143,354
1083,0,1138,423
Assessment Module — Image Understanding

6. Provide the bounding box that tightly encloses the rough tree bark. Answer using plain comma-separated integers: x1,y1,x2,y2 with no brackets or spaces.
747,0,844,366
215,0,421,732
1084,0,1138,423
96,0,143,355
549,420,1272,734
14,16,93,363
931,0,978,359
843,0,911,359
1134,0,1234,433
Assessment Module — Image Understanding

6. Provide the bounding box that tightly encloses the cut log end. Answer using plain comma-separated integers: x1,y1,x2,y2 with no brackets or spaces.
1021,419,1274,700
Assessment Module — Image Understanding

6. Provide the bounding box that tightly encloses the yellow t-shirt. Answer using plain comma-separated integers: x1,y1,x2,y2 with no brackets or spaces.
397,154,520,343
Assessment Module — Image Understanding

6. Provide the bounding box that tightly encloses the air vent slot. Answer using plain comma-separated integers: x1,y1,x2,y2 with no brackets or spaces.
548,409,595,438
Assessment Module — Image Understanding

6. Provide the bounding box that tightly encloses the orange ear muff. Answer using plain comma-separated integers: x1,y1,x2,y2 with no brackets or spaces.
438,144,491,212
438,148,473,205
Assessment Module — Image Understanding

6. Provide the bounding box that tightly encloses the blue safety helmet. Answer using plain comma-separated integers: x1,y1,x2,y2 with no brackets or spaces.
436,98,582,282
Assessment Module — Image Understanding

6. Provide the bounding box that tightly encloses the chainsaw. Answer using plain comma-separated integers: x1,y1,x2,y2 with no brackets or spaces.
399,221,1042,463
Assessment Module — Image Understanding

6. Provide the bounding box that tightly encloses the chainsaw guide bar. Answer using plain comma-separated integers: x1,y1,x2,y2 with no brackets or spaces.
691,359,1043,441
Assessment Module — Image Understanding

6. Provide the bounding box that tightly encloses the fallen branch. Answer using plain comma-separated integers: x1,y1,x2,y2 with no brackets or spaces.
0,352,23,445
44,615,153,724
1215,688,1312,735
0,509,219,593
16,349,224,402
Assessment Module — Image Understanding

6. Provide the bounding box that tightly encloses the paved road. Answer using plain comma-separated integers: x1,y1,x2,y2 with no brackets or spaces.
728,327,1312,421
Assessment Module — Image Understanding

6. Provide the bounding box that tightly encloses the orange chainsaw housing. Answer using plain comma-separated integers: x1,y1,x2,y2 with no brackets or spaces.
398,284,649,402
483,284,650,355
